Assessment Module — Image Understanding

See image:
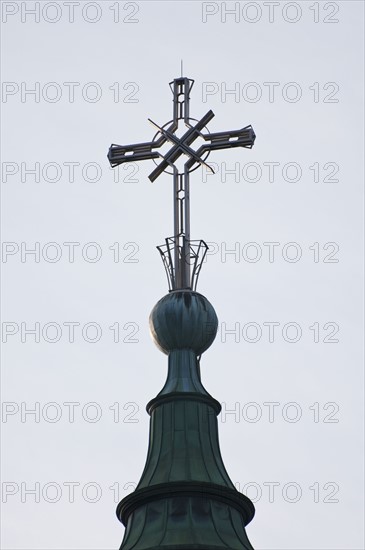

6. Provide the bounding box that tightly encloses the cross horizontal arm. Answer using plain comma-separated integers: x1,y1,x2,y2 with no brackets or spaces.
107,121,178,168
108,142,160,167
202,125,256,150
185,126,256,171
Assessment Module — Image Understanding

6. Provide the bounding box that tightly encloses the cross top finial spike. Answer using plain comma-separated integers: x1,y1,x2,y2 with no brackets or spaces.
107,77,256,291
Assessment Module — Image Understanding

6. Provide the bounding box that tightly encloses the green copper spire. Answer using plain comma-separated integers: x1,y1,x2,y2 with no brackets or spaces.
108,76,256,549
117,290,255,549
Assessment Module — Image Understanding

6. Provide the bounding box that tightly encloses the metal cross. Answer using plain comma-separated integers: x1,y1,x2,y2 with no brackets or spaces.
107,77,256,290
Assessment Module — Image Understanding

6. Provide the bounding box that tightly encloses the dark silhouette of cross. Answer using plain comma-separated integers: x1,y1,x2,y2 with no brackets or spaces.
107,77,256,290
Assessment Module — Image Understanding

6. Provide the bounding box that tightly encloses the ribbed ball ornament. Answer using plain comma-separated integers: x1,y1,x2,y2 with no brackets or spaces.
149,290,218,355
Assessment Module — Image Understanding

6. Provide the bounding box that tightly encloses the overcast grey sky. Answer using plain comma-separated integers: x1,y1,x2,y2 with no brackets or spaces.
1,1,364,549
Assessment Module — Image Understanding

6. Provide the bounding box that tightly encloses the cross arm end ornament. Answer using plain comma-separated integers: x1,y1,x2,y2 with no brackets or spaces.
108,140,163,168
184,125,256,170
202,124,256,149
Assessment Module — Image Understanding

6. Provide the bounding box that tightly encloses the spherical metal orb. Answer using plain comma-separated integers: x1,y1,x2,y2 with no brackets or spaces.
149,291,218,355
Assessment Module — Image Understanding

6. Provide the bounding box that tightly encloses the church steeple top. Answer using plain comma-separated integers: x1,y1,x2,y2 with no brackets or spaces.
107,76,257,550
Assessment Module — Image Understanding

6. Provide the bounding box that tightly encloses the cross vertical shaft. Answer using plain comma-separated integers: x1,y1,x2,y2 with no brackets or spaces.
170,77,194,289
172,168,191,289
171,76,192,125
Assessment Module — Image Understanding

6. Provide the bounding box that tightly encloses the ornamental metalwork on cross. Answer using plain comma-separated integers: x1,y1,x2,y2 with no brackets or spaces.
107,76,256,291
